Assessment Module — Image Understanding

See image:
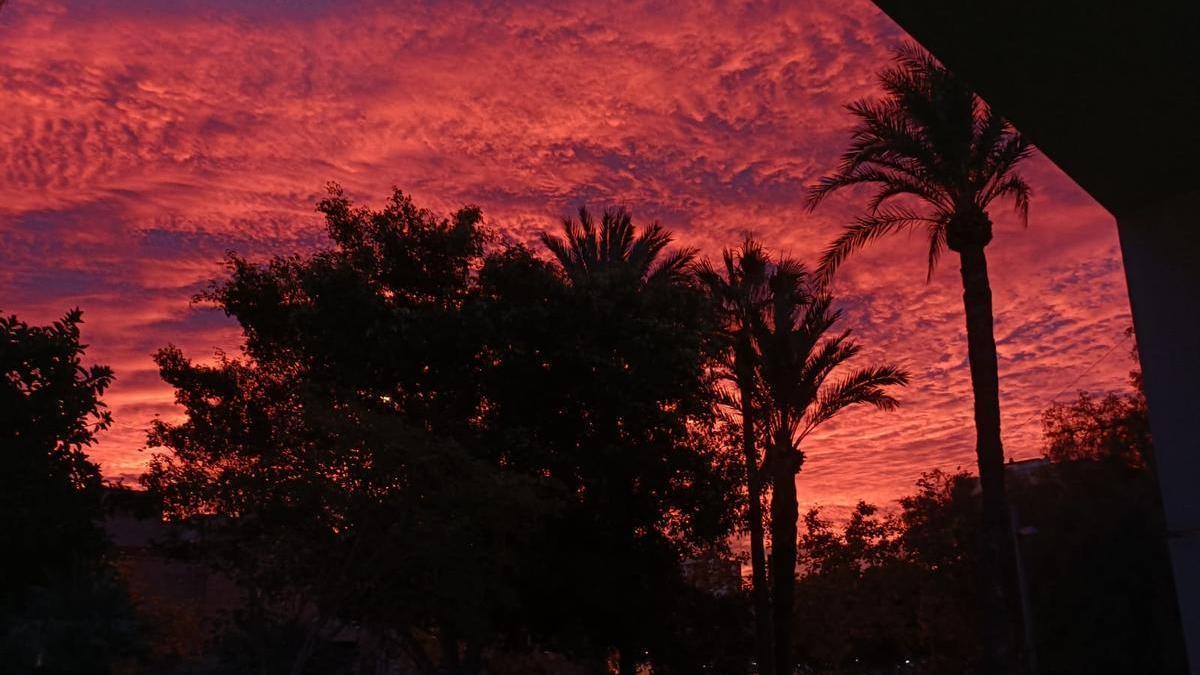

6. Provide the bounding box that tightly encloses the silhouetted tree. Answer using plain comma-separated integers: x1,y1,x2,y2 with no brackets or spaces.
1,310,111,595
145,349,548,675
1026,363,1183,673
696,238,775,673
898,468,981,671
1042,366,1152,470
146,193,741,674
496,207,738,674
1,310,143,673
807,43,1033,674
792,502,915,671
539,207,694,287
753,261,907,675
144,187,549,674
783,360,1186,675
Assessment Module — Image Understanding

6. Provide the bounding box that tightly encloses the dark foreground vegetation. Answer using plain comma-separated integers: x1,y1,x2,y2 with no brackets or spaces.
1,199,1186,673
0,45,1189,675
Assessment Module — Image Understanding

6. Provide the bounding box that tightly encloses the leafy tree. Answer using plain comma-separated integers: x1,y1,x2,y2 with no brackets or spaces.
1,310,143,673
898,469,981,671
785,472,980,675
1026,364,1183,673
145,194,741,674
145,349,548,675
792,502,915,671
1,310,111,594
696,238,775,672
753,260,907,675
783,361,1185,675
144,187,549,674
1042,368,1152,469
807,43,1033,673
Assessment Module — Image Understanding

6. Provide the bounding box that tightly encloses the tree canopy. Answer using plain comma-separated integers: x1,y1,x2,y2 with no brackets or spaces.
1,310,144,673
143,189,741,674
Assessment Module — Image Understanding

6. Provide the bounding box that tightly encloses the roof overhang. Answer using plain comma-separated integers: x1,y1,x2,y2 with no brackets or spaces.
871,0,1200,219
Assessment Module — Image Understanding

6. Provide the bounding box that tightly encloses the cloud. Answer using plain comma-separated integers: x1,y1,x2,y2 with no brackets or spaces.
0,0,1132,510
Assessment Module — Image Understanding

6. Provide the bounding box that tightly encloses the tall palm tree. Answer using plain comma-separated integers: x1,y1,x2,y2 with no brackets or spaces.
541,206,699,675
806,43,1033,674
696,239,774,674
540,207,694,286
755,260,908,675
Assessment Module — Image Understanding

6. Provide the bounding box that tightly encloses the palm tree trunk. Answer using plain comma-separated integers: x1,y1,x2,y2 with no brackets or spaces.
741,368,774,674
769,444,799,675
958,245,1023,675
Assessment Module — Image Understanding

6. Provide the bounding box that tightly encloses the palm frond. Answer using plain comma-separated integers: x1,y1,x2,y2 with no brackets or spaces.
542,206,692,287
986,175,1032,228
925,219,948,282
539,231,574,278
629,217,671,277
817,207,937,283
809,40,1034,281
648,246,698,285
798,364,910,441
800,330,859,391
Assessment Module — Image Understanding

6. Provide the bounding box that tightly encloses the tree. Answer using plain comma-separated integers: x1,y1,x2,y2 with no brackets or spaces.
696,239,775,673
510,207,738,674
144,187,550,674
753,260,907,675
538,207,694,287
897,469,981,671
145,349,548,675
145,193,741,674
807,43,1033,674
1,310,112,594
792,502,915,672
1028,361,1183,673
1,310,144,672
1042,364,1152,470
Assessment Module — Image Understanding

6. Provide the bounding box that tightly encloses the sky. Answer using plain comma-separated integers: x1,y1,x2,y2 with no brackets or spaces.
0,0,1135,513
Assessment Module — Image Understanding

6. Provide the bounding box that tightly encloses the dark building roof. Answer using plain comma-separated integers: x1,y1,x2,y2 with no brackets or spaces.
871,0,1200,218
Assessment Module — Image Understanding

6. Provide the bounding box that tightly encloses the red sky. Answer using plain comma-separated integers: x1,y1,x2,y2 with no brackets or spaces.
0,0,1134,514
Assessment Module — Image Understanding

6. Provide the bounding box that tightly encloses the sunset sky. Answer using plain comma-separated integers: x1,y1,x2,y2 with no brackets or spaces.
0,0,1134,513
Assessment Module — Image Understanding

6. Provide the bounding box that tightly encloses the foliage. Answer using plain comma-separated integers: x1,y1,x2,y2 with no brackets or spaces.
808,42,1036,674
752,258,907,675
793,502,916,671
144,191,741,673
696,241,907,675
484,208,739,672
807,42,1032,280
1,310,112,593
789,371,1185,674
1041,369,1152,468
696,238,775,672
0,310,145,673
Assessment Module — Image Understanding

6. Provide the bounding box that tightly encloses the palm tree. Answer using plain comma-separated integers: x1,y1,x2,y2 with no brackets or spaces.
806,43,1033,674
540,207,694,286
541,206,698,675
696,239,775,674
755,260,908,675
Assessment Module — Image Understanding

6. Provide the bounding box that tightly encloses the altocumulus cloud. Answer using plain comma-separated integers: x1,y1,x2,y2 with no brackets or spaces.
0,0,1131,510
